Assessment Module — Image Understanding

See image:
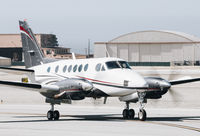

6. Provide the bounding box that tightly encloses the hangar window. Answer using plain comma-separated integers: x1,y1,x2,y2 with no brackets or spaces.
63,65,67,72
106,61,120,69
118,61,131,69
78,64,83,72
68,65,72,72
84,64,89,71
73,65,78,72
95,63,101,71
55,65,59,73
47,67,51,73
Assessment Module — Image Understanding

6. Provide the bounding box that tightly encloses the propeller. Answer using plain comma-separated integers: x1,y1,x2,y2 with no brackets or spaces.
148,67,181,102
166,70,178,101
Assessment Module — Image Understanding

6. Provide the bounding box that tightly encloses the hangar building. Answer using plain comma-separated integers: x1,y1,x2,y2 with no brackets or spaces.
94,30,200,66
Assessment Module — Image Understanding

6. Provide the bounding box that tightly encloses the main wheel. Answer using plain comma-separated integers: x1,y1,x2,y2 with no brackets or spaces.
53,110,60,120
122,109,129,119
47,110,54,120
129,109,135,119
138,109,146,121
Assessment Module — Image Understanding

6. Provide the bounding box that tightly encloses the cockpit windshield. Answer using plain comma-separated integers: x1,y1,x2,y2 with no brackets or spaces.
118,61,131,69
105,61,131,69
106,61,121,69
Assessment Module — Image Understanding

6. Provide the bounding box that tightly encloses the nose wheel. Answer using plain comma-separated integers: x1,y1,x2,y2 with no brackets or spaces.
138,109,146,121
47,104,60,120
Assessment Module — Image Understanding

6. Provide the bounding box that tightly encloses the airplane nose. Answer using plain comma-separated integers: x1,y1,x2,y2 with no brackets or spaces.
131,77,148,88
138,79,148,88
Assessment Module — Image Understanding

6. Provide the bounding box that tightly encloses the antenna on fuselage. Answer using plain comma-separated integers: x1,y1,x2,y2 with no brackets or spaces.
105,47,110,57
72,52,76,60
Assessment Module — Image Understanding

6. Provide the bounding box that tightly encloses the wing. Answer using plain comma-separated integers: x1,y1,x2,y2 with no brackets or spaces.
0,80,59,92
170,77,200,85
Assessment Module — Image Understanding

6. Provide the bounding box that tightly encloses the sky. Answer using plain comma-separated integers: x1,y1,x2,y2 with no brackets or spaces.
0,0,200,54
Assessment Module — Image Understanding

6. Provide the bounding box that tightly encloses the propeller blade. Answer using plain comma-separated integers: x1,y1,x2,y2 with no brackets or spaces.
168,87,179,102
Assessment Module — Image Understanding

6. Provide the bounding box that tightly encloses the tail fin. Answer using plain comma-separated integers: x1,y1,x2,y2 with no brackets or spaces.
19,20,44,68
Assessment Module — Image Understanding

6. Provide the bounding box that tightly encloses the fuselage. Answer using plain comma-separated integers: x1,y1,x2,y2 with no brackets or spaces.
31,57,147,96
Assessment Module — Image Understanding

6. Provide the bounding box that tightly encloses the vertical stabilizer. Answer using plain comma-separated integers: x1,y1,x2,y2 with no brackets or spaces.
19,20,44,68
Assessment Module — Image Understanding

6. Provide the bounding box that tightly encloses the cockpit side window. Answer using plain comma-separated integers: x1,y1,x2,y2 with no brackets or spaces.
118,61,131,69
101,65,105,71
106,61,121,69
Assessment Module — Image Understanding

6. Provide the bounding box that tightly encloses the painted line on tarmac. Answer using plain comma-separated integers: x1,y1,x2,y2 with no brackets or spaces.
145,121,200,132
126,120,200,132
149,121,200,132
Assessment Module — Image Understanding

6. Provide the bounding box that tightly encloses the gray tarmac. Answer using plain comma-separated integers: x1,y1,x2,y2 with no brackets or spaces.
0,104,200,136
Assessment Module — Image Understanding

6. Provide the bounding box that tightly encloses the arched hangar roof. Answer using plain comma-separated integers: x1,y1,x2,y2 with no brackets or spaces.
108,30,200,43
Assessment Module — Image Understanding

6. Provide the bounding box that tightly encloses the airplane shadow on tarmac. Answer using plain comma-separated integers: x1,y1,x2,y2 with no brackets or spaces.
0,114,200,123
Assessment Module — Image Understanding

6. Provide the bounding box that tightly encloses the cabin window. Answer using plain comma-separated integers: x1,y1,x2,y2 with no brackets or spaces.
101,65,106,71
95,63,101,71
55,65,59,73
68,65,72,72
73,65,78,72
78,64,83,72
84,64,88,71
47,67,51,73
106,61,121,69
63,65,67,72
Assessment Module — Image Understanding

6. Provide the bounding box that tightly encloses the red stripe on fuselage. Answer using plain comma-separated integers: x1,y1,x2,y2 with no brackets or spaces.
20,26,34,40
77,76,122,86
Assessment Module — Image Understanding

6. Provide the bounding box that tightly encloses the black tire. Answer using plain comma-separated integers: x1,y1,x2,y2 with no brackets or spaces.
122,109,129,119
129,109,135,119
47,110,54,120
53,110,60,120
138,109,146,121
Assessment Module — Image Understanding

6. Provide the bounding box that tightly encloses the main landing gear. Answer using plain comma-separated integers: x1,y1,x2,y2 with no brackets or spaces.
122,102,135,119
122,92,147,121
47,103,60,120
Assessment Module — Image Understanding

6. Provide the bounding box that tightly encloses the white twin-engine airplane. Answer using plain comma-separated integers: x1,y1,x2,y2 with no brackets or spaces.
0,20,200,121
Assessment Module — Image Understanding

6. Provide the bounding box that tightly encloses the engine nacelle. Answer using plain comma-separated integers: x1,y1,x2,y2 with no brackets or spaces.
41,78,93,100
144,77,170,99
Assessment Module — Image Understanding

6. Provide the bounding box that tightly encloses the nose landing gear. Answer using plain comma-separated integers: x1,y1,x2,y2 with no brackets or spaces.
138,92,147,121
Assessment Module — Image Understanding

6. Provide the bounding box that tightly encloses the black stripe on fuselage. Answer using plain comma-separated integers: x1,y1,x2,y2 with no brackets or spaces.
92,82,149,90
